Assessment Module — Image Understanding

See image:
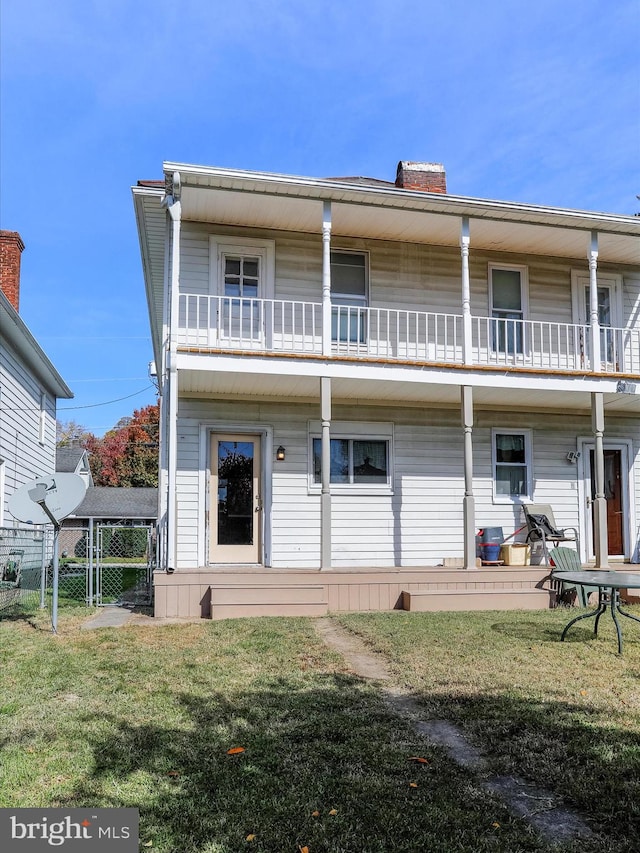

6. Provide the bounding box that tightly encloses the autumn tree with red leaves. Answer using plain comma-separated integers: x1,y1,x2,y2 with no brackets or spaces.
58,403,160,487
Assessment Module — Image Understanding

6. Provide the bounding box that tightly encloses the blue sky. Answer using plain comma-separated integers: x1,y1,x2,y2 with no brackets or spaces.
1,0,638,435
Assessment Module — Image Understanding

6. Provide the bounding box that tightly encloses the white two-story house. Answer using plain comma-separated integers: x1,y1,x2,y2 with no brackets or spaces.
133,162,640,619
1,231,73,526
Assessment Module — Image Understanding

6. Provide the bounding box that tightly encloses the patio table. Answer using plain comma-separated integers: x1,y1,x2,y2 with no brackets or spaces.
551,570,640,654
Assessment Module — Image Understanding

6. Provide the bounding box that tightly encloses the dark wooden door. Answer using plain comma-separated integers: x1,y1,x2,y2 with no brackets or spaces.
589,449,624,555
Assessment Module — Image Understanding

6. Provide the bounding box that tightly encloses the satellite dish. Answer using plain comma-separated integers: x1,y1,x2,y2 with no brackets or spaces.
8,473,87,525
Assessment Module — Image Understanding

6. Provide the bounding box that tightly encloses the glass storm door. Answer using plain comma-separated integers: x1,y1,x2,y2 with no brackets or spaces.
211,435,261,563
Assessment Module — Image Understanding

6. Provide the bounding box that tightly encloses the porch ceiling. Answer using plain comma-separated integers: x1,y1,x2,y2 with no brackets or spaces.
177,366,640,415
171,164,640,265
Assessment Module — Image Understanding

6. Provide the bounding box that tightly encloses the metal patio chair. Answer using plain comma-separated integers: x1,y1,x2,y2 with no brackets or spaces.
522,504,579,565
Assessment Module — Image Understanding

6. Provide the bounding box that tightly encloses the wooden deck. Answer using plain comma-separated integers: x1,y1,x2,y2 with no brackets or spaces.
153,564,558,620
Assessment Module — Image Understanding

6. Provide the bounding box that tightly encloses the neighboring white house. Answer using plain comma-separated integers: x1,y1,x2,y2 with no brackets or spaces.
133,161,640,619
0,231,73,525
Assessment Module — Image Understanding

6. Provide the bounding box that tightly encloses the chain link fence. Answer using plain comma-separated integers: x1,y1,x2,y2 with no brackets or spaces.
0,526,47,614
55,523,153,607
0,523,154,619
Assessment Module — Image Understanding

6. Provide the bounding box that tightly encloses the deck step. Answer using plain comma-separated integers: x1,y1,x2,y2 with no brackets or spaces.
402,588,551,612
210,583,329,619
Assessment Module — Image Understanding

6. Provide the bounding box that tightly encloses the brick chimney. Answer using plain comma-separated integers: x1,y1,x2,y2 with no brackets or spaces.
0,230,25,312
395,161,447,194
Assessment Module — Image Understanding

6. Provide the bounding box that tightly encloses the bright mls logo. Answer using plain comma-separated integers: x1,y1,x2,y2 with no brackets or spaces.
0,809,138,851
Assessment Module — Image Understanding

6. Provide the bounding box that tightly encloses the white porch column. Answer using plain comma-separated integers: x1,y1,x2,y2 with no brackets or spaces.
591,392,609,568
460,217,473,365
461,385,477,569
165,184,181,572
588,232,601,370
322,201,332,357
320,376,332,568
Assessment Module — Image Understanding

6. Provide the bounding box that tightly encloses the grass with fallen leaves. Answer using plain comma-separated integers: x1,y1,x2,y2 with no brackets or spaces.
1,603,637,852
337,606,640,852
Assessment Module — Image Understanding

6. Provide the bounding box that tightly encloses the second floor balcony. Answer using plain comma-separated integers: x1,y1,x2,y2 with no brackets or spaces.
178,294,640,377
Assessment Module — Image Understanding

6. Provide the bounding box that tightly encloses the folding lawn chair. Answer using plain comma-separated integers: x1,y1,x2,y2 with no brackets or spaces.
523,504,579,565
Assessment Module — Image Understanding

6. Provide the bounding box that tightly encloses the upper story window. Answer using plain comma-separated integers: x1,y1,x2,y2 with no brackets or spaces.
570,271,623,366
331,250,368,343
223,256,259,299
492,429,532,502
209,236,275,300
489,264,528,355
208,237,276,341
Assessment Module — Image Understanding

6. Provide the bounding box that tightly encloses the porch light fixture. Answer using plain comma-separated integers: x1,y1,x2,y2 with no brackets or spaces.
276,446,286,461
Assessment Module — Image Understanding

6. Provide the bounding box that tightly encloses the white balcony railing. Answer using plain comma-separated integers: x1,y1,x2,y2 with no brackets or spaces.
178,294,640,374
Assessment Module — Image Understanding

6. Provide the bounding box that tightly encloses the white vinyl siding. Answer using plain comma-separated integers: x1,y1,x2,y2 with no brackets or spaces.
179,222,638,334
0,342,57,518
170,397,640,569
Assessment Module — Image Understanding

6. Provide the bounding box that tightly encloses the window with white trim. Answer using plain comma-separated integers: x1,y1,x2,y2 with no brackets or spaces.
489,264,528,355
331,250,368,343
209,237,275,341
209,236,275,299
570,271,623,366
492,429,532,501
309,422,392,493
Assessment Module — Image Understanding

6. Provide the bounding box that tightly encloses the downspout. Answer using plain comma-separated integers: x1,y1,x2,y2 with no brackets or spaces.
165,173,181,573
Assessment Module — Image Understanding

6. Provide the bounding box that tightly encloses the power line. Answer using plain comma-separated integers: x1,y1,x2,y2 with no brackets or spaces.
58,385,156,411
3,385,158,414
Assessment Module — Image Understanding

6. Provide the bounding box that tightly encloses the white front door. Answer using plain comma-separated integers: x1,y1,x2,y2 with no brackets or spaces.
572,273,622,368
210,434,262,563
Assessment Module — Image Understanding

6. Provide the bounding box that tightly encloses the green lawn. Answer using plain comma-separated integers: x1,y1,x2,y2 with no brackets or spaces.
337,607,640,850
1,604,639,852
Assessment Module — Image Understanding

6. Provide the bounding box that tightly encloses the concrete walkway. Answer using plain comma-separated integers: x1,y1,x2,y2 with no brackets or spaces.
81,605,137,630
81,605,195,630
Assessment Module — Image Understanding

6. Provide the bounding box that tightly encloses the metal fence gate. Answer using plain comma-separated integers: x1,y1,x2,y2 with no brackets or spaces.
1,523,154,614
93,523,153,606
56,522,154,607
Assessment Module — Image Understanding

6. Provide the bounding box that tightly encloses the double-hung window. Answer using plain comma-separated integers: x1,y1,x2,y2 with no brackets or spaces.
489,265,528,356
331,251,368,344
492,429,532,501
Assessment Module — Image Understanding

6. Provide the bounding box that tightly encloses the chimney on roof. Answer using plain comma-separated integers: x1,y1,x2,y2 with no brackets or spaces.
395,161,447,194
0,230,25,312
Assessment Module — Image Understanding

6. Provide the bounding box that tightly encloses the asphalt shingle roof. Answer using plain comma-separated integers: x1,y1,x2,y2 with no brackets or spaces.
72,487,157,519
56,447,87,473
